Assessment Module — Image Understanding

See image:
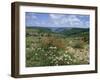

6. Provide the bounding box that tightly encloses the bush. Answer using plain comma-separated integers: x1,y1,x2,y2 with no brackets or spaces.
41,36,66,50
72,41,84,49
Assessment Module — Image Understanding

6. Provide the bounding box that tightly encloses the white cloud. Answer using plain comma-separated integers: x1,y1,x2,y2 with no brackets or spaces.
49,13,84,27
31,15,37,19
85,21,90,27
26,13,38,26
67,15,80,22
49,14,65,19
67,15,83,27
49,14,68,27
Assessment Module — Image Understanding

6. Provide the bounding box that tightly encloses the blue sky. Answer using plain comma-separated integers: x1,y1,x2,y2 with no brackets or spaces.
25,12,90,28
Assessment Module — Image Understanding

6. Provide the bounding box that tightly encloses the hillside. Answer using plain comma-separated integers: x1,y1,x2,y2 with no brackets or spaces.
26,26,89,67
26,26,89,37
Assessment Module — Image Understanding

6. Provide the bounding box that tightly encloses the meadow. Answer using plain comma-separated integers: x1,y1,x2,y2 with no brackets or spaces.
26,27,89,67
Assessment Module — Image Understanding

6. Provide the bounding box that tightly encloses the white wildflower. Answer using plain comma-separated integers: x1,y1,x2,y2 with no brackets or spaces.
65,50,68,53
49,46,57,49
67,62,70,64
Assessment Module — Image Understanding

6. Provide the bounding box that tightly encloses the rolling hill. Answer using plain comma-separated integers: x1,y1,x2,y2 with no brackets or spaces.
26,26,89,37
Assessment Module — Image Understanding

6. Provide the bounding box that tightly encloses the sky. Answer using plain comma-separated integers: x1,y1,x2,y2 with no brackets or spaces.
25,12,90,28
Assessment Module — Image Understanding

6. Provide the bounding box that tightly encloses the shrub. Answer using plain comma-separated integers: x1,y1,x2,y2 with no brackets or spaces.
41,36,66,50
72,41,84,49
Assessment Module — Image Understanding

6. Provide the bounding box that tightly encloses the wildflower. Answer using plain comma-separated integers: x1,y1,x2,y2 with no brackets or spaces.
49,46,57,49
35,53,38,56
38,48,41,50
65,50,68,53
65,58,68,61
63,54,68,57
67,62,70,64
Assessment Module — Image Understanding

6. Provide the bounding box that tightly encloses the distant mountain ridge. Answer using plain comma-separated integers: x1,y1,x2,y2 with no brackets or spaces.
26,26,89,37
27,26,89,32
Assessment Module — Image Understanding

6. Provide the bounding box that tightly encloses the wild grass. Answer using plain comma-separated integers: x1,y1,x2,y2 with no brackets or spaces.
26,28,89,67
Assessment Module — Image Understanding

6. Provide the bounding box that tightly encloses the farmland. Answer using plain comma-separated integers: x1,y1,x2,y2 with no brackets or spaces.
26,27,89,67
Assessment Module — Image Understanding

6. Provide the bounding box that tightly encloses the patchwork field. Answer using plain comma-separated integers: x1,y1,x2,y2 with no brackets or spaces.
26,27,89,67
